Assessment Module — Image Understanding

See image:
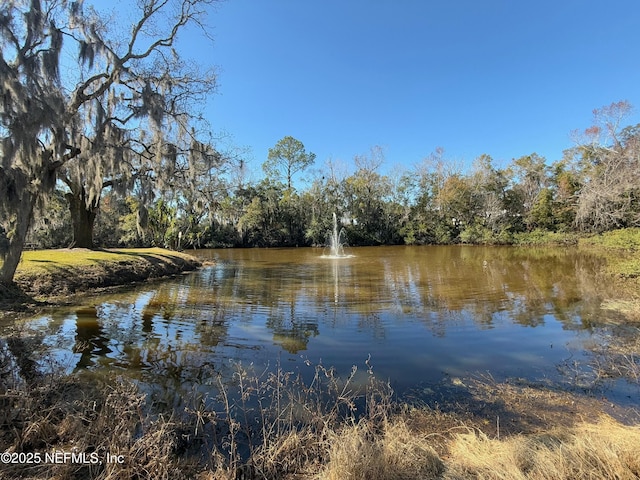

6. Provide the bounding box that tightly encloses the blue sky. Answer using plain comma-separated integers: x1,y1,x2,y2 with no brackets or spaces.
181,0,640,180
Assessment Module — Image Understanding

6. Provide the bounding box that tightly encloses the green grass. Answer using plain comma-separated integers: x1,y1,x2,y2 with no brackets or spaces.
13,247,196,276
0,247,201,302
511,229,581,246
579,227,640,251
606,257,640,278
579,229,640,279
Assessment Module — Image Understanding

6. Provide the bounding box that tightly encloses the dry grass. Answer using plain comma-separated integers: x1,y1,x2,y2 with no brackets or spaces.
445,416,640,479
314,414,640,480
586,326,640,385
318,418,444,480
601,299,640,323
1,339,640,480
0,371,202,479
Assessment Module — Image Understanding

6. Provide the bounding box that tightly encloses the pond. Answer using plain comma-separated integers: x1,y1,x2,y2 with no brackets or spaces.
11,245,637,408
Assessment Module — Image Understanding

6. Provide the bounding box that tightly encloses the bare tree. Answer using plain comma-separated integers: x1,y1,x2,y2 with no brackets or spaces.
508,153,549,231
0,0,218,283
572,101,640,232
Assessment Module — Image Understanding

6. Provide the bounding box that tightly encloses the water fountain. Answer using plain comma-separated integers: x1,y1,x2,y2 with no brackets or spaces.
322,212,353,258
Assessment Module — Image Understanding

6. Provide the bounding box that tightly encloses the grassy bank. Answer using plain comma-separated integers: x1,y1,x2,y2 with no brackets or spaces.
511,229,581,246
487,227,640,256
580,228,640,279
578,229,640,320
1,248,201,308
0,352,638,480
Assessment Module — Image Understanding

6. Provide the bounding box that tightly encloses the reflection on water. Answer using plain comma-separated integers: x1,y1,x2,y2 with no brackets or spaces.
13,246,630,403
73,306,111,369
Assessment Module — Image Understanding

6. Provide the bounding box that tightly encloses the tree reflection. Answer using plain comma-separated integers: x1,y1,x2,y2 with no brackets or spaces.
266,300,319,353
74,306,111,370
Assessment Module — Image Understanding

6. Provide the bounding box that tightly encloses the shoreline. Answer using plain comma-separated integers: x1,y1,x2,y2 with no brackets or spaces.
0,363,637,479
0,248,202,314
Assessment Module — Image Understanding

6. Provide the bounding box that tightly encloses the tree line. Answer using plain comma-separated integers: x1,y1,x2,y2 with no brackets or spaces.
2,3,640,286
20,101,640,255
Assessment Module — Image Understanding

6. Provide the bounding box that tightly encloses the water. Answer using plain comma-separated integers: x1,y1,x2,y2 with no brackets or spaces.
6,245,636,407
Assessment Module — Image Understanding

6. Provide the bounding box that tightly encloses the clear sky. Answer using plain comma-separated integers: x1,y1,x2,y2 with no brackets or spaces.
182,0,640,179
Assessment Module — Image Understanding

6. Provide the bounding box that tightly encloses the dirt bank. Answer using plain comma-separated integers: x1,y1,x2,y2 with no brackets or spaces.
1,248,201,311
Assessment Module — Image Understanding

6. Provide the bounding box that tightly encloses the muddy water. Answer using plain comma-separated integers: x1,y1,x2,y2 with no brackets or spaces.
13,245,636,406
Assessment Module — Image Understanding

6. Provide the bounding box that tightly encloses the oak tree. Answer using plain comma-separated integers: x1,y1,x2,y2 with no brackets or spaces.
0,0,217,283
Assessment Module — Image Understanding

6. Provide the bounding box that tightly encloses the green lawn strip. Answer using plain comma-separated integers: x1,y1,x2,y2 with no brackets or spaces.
10,248,201,298
16,248,190,271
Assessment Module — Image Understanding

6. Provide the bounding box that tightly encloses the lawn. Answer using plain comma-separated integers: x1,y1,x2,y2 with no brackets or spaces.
2,247,201,300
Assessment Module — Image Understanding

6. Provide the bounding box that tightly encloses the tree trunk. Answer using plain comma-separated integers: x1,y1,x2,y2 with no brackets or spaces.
0,197,35,285
67,188,99,249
